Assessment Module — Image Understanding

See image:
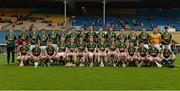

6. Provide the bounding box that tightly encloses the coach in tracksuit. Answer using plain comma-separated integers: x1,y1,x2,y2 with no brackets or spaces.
5,29,17,64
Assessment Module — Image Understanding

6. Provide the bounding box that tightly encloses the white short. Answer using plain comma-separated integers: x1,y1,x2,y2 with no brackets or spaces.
58,52,65,56
40,46,47,51
120,52,126,56
98,52,106,57
52,44,58,48
154,44,161,51
144,44,149,49
88,52,94,58
30,45,35,50
162,44,171,50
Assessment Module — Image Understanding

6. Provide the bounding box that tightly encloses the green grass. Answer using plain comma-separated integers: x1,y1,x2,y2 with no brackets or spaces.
0,54,180,90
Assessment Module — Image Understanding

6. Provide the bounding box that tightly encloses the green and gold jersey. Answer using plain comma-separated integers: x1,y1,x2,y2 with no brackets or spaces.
128,46,136,56
117,43,127,52
148,47,159,57
97,42,108,52
161,32,172,44
162,49,172,58
32,47,41,56
59,32,68,38
107,41,117,51
107,32,116,38
67,43,77,52
39,34,48,46
117,34,127,41
46,46,55,56
86,31,97,38
77,41,86,52
77,32,86,38
96,32,106,39
48,32,58,44
20,45,30,55
18,33,28,45
30,32,39,45
138,47,148,57
58,42,67,52
5,33,16,47
87,42,96,52
68,32,77,39
128,33,138,45
139,32,149,44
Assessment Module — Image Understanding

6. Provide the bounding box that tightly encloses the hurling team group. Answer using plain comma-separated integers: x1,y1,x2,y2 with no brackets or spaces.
5,25,176,67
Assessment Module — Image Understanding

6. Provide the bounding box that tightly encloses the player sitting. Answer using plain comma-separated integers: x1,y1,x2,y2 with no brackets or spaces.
76,35,86,67
97,37,108,67
147,43,162,67
66,38,77,67
117,38,127,67
137,43,149,67
29,43,42,67
126,43,138,67
55,37,67,65
107,36,118,67
161,44,176,68
86,37,97,67
17,41,30,66
44,42,56,67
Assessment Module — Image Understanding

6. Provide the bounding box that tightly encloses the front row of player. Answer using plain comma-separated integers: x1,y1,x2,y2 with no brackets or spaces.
17,39,176,68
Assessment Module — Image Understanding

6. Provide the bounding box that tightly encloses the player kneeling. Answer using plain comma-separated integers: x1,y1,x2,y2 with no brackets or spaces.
161,44,176,68
147,43,162,67
66,38,77,66
44,42,56,67
17,41,31,66
29,44,42,67
126,43,138,67
137,43,149,67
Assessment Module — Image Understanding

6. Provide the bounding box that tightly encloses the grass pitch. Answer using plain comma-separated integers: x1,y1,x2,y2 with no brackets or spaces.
0,54,180,90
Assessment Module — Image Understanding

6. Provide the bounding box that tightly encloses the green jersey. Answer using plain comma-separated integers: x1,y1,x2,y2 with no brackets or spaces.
30,32,39,45
96,32,106,39
86,31,97,38
148,47,159,57
117,43,127,52
97,42,108,52
58,42,67,52
162,49,172,58
139,32,149,44
128,46,136,56
18,33,28,45
46,46,55,56
117,34,127,41
68,32,77,39
77,31,86,38
77,41,86,52
107,41,117,51
32,47,41,56
5,33,16,47
39,34,48,46
48,32,58,44
59,32,68,38
161,32,172,44
67,43,76,52
107,32,116,38
138,47,148,57
20,45,29,55
87,42,96,52
128,33,138,45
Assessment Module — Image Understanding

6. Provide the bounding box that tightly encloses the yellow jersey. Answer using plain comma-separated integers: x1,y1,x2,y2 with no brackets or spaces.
149,33,161,44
